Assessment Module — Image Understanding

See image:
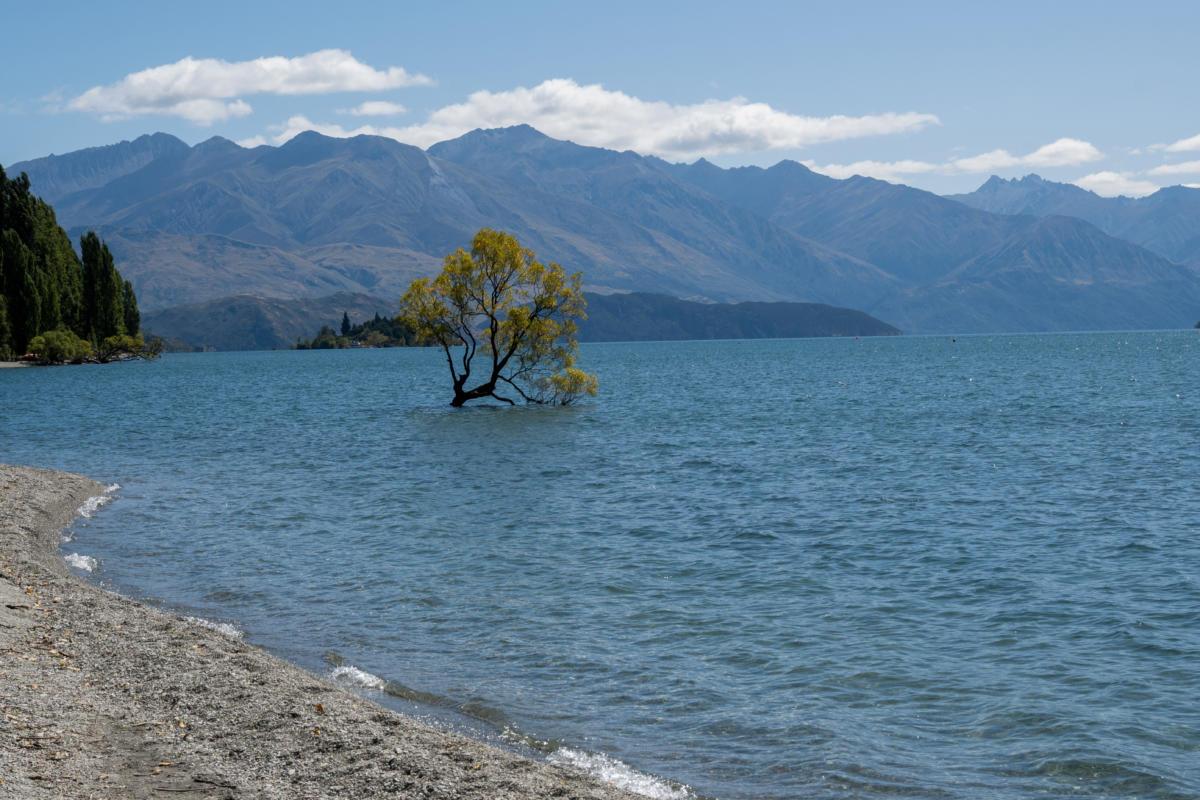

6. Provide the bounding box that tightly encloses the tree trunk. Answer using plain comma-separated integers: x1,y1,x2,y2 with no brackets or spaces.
449,380,499,407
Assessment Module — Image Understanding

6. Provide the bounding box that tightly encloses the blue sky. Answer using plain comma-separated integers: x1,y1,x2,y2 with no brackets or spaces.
4,0,1200,196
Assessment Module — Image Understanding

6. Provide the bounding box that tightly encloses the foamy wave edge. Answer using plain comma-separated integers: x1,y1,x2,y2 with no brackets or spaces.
331,664,387,691
323,662,689,798
64,552,98,572
184,616,244,639
77,483,120,519
549,747,693,800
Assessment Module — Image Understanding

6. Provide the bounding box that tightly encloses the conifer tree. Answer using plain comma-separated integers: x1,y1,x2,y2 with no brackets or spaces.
0,295,11,360
341,311,351,336
80,231,101,340
122,279,140,336
94,239,124,339
1,230,40,349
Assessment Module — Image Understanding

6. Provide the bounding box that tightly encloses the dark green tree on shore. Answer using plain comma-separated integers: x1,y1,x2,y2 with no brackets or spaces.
340,311,351,336
81,231,130,341
0,166,144,360
122,280,140,337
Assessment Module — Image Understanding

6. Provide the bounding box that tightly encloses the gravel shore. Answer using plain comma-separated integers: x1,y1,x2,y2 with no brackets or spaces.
0,465,652,799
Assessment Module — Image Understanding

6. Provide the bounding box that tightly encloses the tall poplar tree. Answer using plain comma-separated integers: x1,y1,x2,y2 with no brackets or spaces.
122,279,140,337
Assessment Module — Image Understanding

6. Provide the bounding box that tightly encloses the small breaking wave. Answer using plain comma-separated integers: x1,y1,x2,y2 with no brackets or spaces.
320,652,690,798
184,615,244,639
331,664,387,691
77,483,120,519
64,552,98,572
549,747,692,800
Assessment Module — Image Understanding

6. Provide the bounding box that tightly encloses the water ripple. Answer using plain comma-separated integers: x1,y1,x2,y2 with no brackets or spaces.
4,332,1199,799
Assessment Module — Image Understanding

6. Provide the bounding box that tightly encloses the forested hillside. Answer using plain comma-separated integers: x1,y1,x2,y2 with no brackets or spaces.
0,167,140,360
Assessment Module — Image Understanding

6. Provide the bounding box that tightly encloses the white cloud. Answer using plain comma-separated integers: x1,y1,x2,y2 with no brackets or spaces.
259,114,387,144
1148,160,1200,176
1164,132,1200,153
1023,138,1104,167
949,138,1102,172
1073,171,1159,198
949,148,1021,173
342,100,408,117
68,49,431,125
803,158,939,183
804,137,1103,184
365,78,938,159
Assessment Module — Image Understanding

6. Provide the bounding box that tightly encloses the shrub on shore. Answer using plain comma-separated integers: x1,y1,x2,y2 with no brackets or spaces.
25,330,163,365
27,330,93,364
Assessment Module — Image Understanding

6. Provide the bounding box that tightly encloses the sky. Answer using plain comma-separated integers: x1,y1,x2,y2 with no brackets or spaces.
4,0,1200,196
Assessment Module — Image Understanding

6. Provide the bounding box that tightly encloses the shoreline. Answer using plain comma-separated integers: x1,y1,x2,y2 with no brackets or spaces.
0,465,666,799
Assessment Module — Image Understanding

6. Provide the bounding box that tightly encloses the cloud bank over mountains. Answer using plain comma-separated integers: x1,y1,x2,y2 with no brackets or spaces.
360,79,941,158
234,77,941,160
804,138,1105,183
58,49,1200,198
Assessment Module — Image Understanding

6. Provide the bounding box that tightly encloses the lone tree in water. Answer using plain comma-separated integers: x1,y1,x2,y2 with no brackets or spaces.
400,228,598,407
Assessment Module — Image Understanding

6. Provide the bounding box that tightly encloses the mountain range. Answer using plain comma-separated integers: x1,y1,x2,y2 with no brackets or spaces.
9,126,1200,334
950,174,1200,266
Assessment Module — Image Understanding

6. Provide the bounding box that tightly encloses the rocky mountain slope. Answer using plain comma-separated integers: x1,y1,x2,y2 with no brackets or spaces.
950,174,1200,265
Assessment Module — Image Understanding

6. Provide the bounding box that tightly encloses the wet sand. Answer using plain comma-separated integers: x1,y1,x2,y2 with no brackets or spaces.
0,465,650,799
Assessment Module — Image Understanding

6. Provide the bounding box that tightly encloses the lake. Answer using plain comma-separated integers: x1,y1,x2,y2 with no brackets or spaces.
2,332,1198,799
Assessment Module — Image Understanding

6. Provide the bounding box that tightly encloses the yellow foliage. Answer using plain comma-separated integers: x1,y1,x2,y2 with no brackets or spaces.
400,229,597,406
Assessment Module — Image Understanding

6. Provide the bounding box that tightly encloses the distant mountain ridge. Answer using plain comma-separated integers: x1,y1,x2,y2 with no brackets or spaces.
950,174,1200,265
15,133,191,200
660,157,1200,331
9,127,1200,333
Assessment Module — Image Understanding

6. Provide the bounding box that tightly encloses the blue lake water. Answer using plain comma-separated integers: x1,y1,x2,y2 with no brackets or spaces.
2,332,1199,799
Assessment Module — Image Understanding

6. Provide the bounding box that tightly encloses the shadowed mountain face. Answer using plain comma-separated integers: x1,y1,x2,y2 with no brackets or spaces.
429,126,895,308
10,127,1200,334
872,216,1200,333
950,174,1200,265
